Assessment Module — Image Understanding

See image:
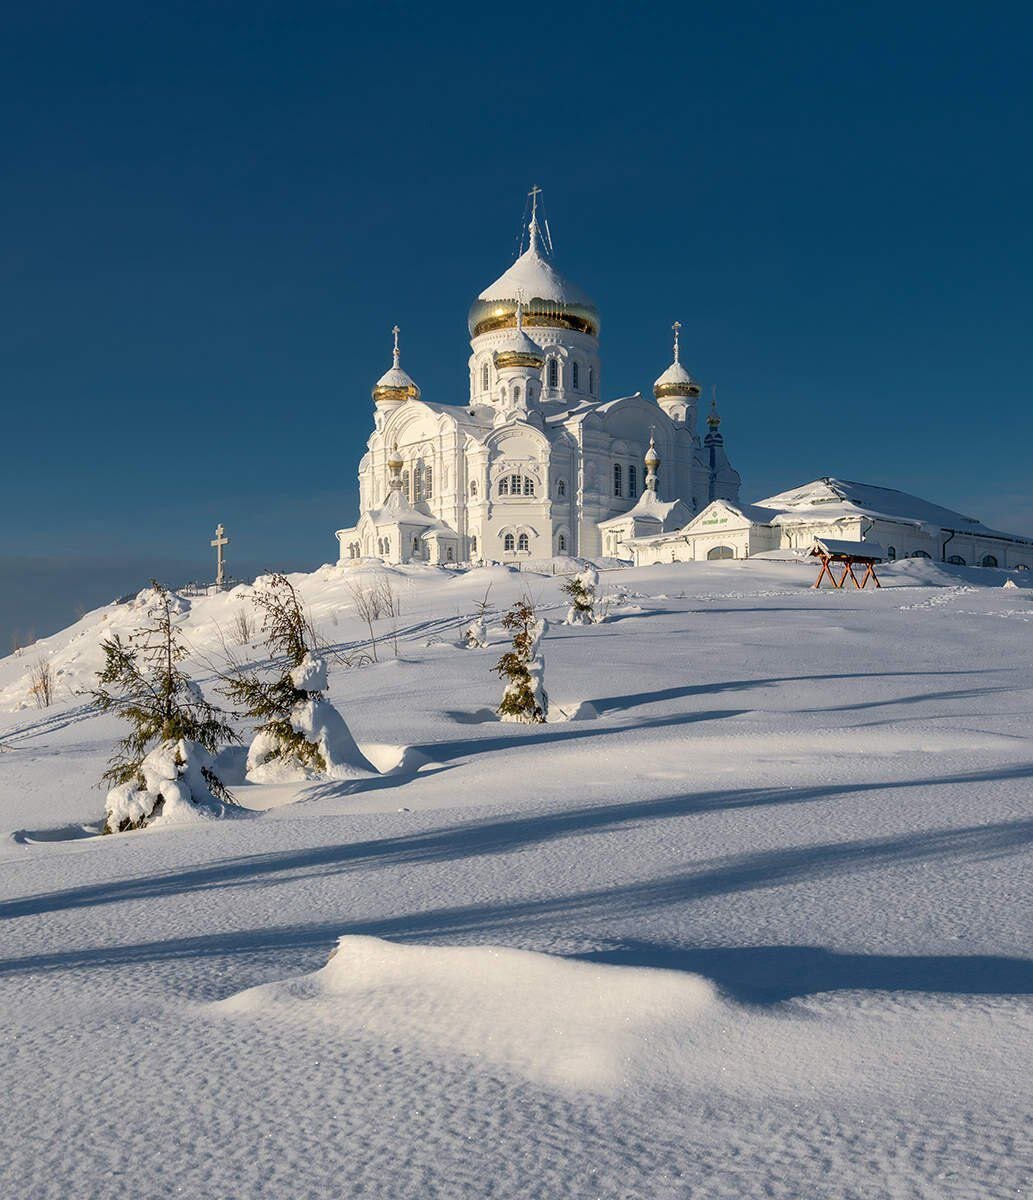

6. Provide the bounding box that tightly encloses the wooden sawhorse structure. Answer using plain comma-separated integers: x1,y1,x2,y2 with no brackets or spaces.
810,539,883,589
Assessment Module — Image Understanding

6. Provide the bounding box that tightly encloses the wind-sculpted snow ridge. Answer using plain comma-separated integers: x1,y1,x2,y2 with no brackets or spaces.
212,935,720,1091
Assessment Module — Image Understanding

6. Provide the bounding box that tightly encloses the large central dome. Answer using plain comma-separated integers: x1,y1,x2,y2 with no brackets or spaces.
468,225,599,339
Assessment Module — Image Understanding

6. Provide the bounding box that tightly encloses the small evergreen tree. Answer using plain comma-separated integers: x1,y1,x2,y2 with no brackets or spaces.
561,567,599,625
494,598,548,723
92,582,237,833
462,586,492,648
224,573,373,781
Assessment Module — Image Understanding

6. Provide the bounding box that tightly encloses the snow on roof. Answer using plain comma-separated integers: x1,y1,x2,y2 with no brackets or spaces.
367,488,443,529
756,477,1029,540
598,489,685,528
811,537,886,560
653,360,698,390
477,244,596,310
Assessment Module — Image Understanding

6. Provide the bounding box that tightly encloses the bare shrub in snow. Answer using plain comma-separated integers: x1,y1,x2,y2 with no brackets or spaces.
29,658,55,708
347,575,400,661
224,574,374,782
494,598,548,723
462,586,493,648
561,567,600,625
92,582,238,834
231,606,256,646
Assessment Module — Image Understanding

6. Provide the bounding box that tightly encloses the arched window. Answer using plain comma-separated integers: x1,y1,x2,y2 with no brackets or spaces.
572,362,580,390
523,476,534,496
588,366,594,394
413,462,424,502
887,546,896,560
981,554,998,568
498,477,510,496
947,554,966,565
517,532,530,552
548,358,558,388
412,537,420,554
446,547,454,562
558,533,567,552
504,533,515,552
470,535,478,554
481,362,489,391
557,479,566,498
470,478,478,498
424,465,433,499
401,469,410,499
629,465,638,497
910,550,932,559
510,475,521,494
707,545,735,560
613,463,622,496
513,386,521,404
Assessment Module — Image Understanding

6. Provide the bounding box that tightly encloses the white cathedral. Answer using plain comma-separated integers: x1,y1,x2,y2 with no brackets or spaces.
335,192,741,566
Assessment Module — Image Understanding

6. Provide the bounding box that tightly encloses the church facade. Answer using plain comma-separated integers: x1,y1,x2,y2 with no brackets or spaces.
335,194,741,566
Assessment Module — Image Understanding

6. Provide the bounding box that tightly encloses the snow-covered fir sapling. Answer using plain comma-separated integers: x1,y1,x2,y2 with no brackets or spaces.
224,573,374,782
92,582,238,834
494,598,548,723
561,567,600,625
462,586,492,648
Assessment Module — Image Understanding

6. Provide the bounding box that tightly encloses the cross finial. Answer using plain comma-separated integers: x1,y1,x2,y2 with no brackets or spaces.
210,523,230,588
672,320,681,363
527,185,542,253
391,324,401,368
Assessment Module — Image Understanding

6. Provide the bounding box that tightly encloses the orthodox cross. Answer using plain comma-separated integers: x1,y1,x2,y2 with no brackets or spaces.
672,320,681,363
211,523,229,588
392,324,401,367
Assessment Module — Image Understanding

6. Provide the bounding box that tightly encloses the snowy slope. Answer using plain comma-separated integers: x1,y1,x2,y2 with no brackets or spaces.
1,558,1031,1199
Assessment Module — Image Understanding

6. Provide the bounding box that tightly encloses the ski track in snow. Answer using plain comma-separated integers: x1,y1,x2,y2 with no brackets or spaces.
0,557,1031,1199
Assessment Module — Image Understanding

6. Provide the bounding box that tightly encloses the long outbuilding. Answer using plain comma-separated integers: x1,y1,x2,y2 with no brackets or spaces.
626,477,1033,570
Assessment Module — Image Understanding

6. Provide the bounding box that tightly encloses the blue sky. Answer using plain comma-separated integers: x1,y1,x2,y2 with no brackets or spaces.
1,1,1031,641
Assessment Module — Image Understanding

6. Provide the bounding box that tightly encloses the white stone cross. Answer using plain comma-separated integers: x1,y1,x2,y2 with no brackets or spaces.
211,523,229,587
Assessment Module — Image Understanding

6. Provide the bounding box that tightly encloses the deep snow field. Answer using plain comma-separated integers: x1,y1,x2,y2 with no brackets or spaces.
1,557,1031,1200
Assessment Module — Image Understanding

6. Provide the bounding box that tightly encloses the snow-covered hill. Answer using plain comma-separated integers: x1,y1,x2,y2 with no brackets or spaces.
1,558,1031,1199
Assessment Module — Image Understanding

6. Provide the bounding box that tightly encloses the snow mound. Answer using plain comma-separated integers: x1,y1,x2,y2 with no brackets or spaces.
212,936,719,1092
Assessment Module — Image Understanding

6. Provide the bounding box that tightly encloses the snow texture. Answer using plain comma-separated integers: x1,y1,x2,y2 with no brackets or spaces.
1,556,1031,1199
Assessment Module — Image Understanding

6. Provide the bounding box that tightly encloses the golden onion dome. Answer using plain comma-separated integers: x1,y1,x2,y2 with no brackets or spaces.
469,244,599,339
653,359,701,401
493,306,545,369
387,444,404,471
644,437,661,468
372,326,420,406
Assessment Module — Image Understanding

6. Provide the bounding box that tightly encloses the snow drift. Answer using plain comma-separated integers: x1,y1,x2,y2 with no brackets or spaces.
212,935,719,1091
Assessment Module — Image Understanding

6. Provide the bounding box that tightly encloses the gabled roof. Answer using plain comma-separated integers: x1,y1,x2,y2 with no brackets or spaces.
757,477,1031,541
366,488,443,530
598,489,687,529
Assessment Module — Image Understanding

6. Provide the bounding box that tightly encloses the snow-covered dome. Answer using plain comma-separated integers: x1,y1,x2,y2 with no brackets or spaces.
493,305,545,369
469,225,599,339
653,322,701,400
653,360,700,400
644,436,661,468
372,327,421,406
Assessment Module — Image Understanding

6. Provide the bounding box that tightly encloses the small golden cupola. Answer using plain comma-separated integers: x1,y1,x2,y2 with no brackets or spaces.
653,320,702,402
372,325,421,408
493,301,546,370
